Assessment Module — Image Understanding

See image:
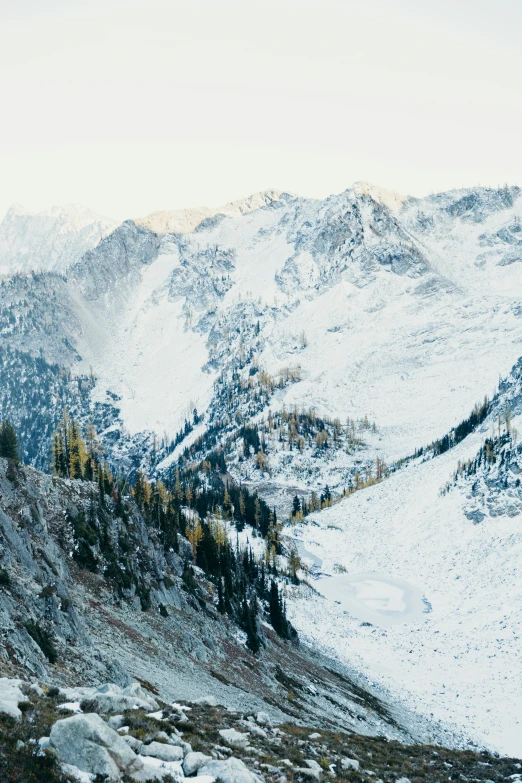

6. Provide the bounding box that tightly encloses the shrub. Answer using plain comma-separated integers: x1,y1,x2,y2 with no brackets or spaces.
73,540,98,573
79,698,98,713
24,621,58,664
0,568,10,587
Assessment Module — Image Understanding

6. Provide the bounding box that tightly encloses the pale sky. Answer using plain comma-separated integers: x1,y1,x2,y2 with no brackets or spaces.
1,0,522,220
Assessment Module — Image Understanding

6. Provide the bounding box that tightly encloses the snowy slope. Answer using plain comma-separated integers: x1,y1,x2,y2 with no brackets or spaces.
284,416,522,756
88,183,522,457
0,203,119,275
3,182,522,466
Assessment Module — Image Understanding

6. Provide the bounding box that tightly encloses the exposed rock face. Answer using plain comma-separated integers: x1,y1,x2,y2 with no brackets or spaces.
49,712,145,780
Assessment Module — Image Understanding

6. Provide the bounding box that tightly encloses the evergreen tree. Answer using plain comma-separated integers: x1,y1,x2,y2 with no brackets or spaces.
243,596,262,654
0,420,19,462
269,580,293,639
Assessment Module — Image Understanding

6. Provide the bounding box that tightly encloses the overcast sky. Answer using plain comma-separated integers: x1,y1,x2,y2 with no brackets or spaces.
1,0,521,220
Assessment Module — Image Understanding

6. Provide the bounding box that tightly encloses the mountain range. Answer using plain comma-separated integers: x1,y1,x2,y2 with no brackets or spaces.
1,182,522,760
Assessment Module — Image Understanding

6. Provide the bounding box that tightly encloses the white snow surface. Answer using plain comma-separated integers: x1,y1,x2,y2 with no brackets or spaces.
285,424,522,757
313,572,426,627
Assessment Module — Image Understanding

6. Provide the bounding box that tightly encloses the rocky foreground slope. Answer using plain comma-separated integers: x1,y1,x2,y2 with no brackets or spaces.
1,677,520,783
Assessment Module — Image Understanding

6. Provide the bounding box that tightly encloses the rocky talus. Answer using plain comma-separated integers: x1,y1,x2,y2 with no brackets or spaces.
0,677,520,783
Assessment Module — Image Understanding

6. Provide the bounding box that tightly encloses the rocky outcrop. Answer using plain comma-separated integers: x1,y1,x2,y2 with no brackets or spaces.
49,713,146,781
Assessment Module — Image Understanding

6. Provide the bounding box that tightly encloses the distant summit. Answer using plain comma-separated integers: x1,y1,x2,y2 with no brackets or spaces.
0,203,119,275
134,189,294,234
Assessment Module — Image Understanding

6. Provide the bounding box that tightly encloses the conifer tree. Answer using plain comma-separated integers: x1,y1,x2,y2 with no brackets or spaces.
0,420,19,462
243,596,261,654
288,547,301,584
269,580,292,639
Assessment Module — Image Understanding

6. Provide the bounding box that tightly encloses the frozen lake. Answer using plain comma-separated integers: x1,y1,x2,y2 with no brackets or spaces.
292,538,323,569
314,572,427,627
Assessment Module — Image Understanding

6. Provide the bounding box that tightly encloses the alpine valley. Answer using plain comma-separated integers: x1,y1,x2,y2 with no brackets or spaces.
1,183,522,782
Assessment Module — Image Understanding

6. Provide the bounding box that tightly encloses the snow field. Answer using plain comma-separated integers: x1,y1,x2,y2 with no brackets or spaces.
285,428,522,755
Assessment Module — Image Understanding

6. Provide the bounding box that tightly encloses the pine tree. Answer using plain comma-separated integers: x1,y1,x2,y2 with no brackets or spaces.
0,420,19,462
187,519,203,559
133,470,149,510
254,498,261,530
288,547,301,584
244,596,261,654
269,580,293,639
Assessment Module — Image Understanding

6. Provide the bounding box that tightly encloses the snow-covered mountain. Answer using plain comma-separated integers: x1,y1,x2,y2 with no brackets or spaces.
2,182,522,473
0,203,119,275
283,362,522,756
2,182,522,757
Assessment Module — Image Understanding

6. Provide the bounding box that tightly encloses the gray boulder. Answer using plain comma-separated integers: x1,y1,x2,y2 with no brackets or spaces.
219,727,250,749
123,735,143,752
183,751,213,776
108,714,125,729
294,767,321,781
340,758,360,771
0,678,26,720
140,741,184,762
243,721,267,739
255,711,272,727
49,713,145,781
192,695,217,706
198,757,264,783
69,682,160,714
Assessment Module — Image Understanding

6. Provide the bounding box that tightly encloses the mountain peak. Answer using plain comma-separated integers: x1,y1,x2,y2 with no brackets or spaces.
351,180,408,211
134,189,295,235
